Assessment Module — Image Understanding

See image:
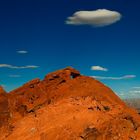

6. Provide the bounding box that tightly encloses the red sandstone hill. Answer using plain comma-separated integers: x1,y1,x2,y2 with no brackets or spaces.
0,67,140,140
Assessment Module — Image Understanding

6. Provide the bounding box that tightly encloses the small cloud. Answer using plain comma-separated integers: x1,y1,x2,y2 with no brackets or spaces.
117,92,126,98
0,64,39,69
92,75,136,80
91,66,108,71
9,75,21,78
1,84,6,88
66,9,121,27
132,87,140,89
17,50,28,54
129,90,140,94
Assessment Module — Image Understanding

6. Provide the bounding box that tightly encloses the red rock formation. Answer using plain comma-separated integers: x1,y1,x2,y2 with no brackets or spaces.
0,86,10,127
0,67,140,140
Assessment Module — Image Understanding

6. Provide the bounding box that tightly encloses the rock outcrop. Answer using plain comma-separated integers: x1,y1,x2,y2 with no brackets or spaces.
0,67,140,140
0,86,10,128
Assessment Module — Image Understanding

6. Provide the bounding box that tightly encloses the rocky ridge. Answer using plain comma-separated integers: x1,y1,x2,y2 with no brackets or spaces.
0,67,140,140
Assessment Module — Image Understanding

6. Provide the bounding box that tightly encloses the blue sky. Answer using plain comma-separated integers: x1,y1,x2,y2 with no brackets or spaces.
0,0,140,99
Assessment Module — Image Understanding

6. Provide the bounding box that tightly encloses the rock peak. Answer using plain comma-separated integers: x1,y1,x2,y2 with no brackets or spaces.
44,66,80,82
0,86,6,94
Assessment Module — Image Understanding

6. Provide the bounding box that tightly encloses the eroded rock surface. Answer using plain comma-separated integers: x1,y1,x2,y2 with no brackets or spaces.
0,67,140,140
0,86,10,127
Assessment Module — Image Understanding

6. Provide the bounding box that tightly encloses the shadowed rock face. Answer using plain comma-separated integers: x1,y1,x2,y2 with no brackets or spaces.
0,67,140,140
0,86,10,127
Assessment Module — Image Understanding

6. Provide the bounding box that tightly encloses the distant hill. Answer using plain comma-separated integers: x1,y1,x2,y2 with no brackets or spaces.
125,98,140,113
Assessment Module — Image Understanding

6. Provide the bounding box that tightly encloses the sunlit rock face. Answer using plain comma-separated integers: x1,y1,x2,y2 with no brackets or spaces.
0,67,140,140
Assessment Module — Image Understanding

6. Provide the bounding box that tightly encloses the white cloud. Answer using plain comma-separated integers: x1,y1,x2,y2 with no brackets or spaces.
117,92,126,98
17,50,28,54
9,75,21,78
91,66,108,71
92,75,136,80
1,84,6,88
129,90,140,94
132,87,140,89
0,64,39,69
66,9,121,27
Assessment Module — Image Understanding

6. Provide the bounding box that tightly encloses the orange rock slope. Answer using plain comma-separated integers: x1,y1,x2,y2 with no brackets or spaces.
0,67,140,140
